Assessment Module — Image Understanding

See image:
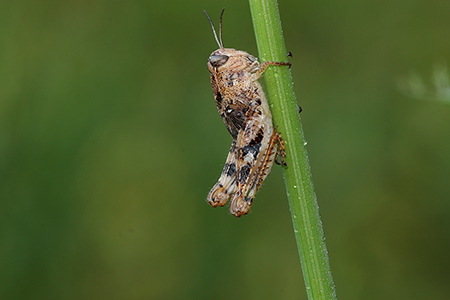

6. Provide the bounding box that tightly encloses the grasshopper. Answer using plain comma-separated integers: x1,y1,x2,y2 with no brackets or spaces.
205,9,290,217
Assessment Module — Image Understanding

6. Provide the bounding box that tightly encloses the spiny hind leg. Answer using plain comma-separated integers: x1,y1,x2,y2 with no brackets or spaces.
227,115,268,217
228,127,287,216
229,129,279,217
244,127,283,204
207,141,238,207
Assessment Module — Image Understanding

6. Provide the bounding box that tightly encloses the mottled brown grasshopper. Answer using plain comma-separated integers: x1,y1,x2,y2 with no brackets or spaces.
205,8,290,217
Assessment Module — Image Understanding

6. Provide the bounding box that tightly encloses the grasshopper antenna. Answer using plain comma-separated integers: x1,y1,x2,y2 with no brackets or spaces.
219,8,225,48
204,8,225,48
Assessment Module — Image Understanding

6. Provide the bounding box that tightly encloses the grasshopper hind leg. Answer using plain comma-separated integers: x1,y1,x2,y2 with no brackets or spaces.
229,127,287,217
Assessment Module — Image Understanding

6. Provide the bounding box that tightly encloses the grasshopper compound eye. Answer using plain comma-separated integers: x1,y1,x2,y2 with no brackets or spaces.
209,55,229,68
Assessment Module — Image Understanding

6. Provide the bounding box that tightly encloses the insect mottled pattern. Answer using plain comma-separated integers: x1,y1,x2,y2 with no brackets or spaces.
204,9,290,217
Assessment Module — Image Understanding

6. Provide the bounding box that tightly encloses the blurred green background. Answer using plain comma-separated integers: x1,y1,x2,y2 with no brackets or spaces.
1,0,450,299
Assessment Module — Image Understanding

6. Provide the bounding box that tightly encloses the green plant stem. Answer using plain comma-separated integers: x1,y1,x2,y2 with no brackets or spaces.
248,1,337,299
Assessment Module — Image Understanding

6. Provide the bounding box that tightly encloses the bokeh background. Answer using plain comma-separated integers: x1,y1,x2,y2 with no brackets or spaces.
1,0,450,299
